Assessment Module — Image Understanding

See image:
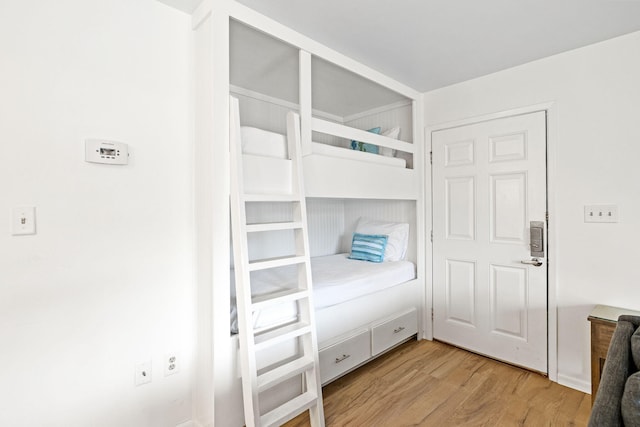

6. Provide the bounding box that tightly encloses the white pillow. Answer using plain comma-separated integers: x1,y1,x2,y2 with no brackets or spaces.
354,217,409,261
380,126,401,157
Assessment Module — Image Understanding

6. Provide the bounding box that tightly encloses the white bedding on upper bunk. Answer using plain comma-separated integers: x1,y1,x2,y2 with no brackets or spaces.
240,125,406,168
310,141,406,167
230,253,416,333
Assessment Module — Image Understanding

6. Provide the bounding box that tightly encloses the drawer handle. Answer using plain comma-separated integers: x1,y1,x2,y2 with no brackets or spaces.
335,354,351,364
393,326,406,334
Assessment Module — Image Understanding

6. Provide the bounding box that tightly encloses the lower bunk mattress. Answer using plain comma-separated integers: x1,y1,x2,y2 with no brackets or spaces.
230,253,416,334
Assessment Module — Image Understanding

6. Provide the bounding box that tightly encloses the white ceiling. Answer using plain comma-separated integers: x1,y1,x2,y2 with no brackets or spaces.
233,0,640,92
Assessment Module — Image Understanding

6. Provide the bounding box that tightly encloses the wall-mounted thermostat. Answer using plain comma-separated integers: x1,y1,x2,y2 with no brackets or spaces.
85,139,129,165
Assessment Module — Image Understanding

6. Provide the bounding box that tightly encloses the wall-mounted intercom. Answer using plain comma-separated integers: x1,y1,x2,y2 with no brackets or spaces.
85,139,129,165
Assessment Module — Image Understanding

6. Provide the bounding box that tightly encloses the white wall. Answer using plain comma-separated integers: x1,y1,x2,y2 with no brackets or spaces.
424,30,640,392
0,1,194,425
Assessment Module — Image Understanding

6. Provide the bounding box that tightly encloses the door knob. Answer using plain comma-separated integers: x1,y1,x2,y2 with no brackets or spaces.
521,258,543,267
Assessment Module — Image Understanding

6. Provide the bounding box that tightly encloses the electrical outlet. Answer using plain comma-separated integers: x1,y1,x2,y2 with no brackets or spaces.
584,205,618,223
134,360,152,386
164,353,179,376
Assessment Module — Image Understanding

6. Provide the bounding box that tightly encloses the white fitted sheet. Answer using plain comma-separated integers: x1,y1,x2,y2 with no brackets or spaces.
240,126,406,168
230,253,416,334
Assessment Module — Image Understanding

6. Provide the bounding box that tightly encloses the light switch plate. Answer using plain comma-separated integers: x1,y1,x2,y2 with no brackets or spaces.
584,205,618,223
12,207,36,235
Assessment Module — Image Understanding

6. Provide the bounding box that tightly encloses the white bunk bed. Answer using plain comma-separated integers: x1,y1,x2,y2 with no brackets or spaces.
231,99,421,391
211,13,425,426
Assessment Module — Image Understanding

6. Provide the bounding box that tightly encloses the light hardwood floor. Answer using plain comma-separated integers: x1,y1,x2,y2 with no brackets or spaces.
285,339,592,426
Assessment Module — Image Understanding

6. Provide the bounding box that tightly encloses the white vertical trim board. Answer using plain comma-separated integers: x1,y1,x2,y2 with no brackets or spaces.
211,10,233,427
425,101,558,379
544,103,559,383
299,50,314,156
412,95,427,340
193,11,215,426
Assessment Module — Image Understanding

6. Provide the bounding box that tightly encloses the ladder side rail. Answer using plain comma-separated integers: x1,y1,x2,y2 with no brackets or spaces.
229,96,261,427
286,111,326,427
287,111,311,293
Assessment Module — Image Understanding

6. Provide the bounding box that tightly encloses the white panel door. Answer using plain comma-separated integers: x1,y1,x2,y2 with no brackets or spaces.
432,111,547,373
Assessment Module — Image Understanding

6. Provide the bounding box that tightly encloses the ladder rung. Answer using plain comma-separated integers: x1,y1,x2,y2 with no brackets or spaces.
260,391,318,427
244,193,300,202
252,289,309,312
257,356,315,393
246,221,303,233
255,321,312,351
248,255,306,272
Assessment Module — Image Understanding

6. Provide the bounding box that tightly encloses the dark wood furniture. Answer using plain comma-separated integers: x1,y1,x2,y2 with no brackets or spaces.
588,305,640,404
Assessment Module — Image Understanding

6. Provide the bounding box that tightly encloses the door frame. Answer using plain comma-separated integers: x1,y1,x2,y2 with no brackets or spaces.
424,101,558,382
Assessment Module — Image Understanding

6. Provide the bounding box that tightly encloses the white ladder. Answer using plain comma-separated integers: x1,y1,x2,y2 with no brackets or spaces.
229,96,325,427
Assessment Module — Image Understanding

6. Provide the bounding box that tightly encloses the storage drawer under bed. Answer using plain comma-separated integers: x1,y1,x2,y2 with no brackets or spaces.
371,308,417,356
319,328,371,384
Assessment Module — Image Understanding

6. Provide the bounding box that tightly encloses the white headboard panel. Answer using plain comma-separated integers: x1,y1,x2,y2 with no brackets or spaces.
344,102,413,142
306,198,345,257
344,102,414,168
341,199,418,263
234,198,417,264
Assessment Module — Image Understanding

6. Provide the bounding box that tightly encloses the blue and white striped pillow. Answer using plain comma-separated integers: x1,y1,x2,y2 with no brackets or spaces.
348,233,389,263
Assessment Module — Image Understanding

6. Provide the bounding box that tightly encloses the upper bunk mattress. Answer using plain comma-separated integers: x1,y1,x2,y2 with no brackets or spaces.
241,125,406,168
230,253,416,333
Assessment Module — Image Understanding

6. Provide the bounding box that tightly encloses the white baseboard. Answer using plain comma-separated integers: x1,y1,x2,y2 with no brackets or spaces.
557,373,591,394
176,421,205,427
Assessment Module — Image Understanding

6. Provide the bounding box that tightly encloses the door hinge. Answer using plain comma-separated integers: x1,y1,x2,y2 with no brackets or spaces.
431,308,434,321
545,211,549,223
430,151,433,164
430,230,433,242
